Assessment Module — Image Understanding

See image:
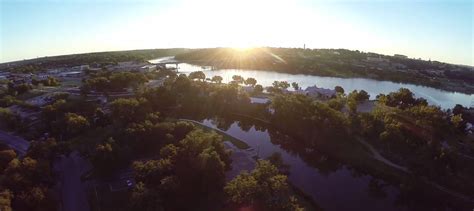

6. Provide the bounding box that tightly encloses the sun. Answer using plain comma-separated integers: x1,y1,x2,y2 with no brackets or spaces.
232,46,253,52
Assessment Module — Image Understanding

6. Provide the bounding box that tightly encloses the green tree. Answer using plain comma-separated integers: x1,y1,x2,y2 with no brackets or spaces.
451,114,463,131
253,84,264,94
291,82,299,91
64,113,90,136
232,75,244,84
110,98,150,123
0,190,13,211
211,75,223,84
225,160,303,210
0,150,16,171
335,86,344,95
244,77,257,87
272,81,290,90
189,71,206,81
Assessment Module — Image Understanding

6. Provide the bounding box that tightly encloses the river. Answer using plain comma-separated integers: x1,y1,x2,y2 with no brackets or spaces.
150,57,473,109
198,117,455,211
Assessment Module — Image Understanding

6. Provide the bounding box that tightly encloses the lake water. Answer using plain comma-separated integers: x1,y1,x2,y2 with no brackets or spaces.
200,118,409,211
150,57,473,109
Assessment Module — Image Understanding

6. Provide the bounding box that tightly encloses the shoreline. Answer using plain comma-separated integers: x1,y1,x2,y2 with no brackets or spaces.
176,59,474,95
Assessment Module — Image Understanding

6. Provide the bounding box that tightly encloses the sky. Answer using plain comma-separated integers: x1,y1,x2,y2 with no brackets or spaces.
1,0,473,65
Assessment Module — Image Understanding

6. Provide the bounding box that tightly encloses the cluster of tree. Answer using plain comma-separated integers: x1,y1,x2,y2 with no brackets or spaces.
347,90,370,113
31,76,60,87
347,88,473,194
41,97,100,140
3,49,189,72
450,104,473,132
267,81,290,94
376,88,427,109
81,71,148,93
8,65,44,73
0,139,59,211
270,94,349,144
6,82,32,96
188,71,206,81
130,129,231,210
224,160,303,210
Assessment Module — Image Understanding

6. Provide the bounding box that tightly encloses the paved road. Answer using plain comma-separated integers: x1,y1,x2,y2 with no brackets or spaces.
54,151,91,211
0,130,30,156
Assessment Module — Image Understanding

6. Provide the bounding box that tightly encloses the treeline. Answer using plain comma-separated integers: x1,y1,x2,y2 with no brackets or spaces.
2,48,190,73
80,71,148,93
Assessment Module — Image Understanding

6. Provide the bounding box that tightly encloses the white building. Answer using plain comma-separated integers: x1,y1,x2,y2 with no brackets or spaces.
250,97,270,104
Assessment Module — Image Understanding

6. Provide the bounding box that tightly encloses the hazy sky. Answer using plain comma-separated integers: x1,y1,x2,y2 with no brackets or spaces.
1,0,472,65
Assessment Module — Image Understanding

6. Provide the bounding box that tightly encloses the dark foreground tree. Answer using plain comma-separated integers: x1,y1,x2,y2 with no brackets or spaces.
225,160,303,211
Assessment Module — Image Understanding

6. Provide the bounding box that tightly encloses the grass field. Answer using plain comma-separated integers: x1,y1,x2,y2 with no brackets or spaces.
183,120,251,150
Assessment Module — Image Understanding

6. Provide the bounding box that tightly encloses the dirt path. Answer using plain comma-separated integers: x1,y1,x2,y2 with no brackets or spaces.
357,138,474,203
357,138,409,173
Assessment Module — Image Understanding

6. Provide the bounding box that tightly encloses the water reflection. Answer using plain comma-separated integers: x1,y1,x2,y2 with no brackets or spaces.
187,114,460,211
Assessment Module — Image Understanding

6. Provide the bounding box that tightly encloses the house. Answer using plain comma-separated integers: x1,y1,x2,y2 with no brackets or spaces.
241,86,254,93
394,54,408,59
140,65,157,72
305,86,336,99
292,89,307,95
250,97,270,104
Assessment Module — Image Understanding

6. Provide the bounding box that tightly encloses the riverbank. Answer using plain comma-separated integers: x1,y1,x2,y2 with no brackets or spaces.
232,113,474,209
183,118,322,210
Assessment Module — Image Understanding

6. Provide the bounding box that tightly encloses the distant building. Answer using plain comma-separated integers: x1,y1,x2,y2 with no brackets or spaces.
250,97,270,104
292,89,307,95
394,54,408,59
367,56,390,63
140,65,157,72
71,65,90,71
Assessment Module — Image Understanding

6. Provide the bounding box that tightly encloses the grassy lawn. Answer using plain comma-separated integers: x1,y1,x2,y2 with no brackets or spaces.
184,120,250,150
